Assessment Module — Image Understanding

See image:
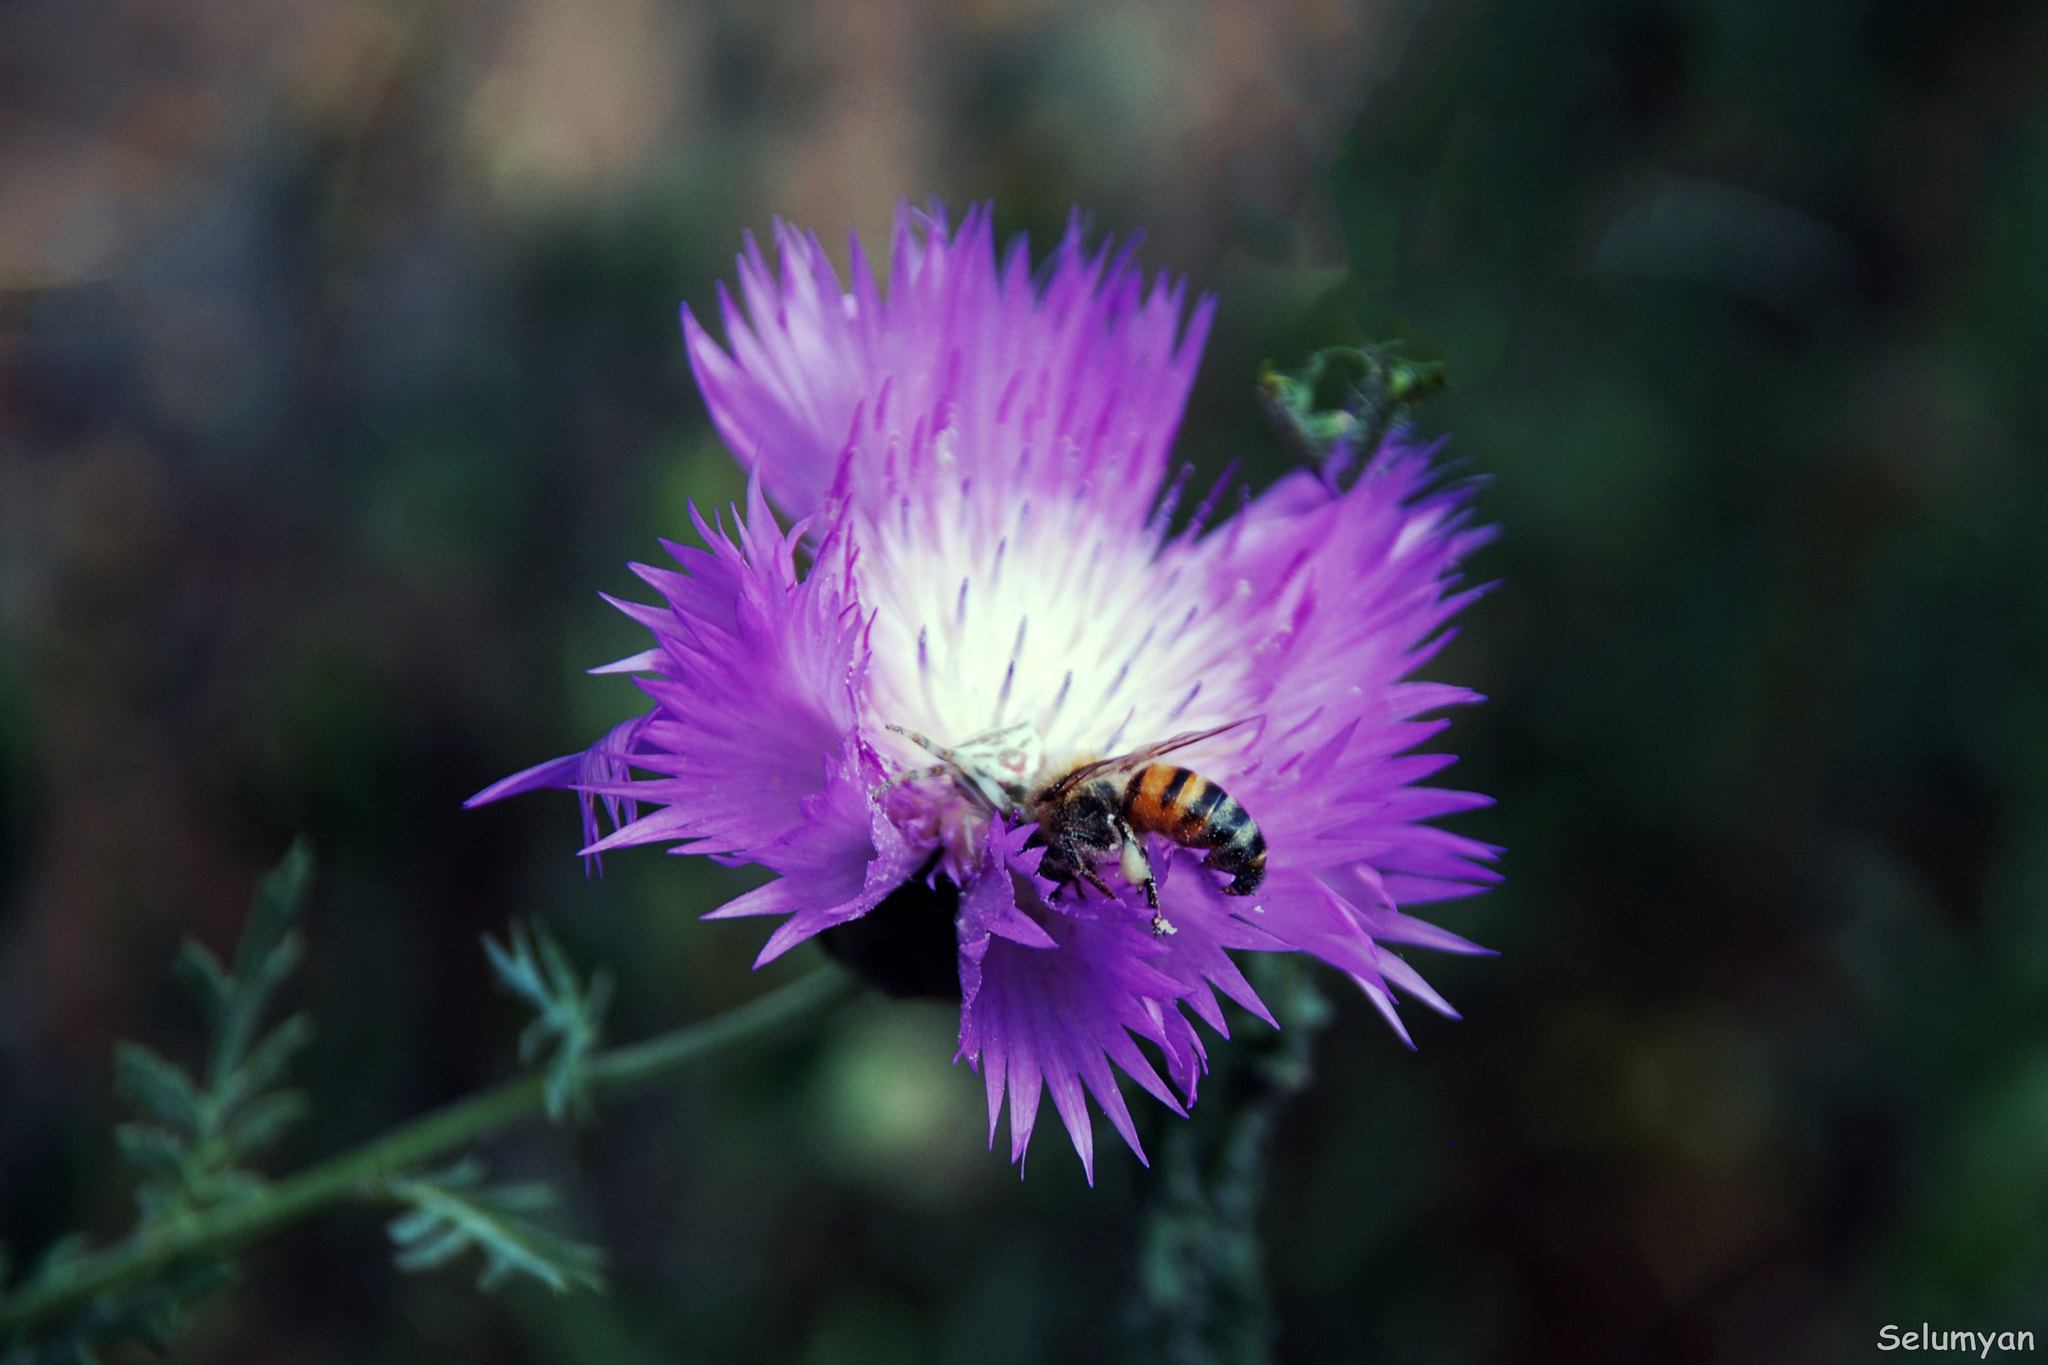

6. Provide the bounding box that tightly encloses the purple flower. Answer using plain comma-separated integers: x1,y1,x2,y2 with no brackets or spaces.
471,203,1500,1180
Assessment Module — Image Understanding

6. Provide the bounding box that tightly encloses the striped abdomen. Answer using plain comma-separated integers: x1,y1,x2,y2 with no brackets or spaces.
1121,764,1267,896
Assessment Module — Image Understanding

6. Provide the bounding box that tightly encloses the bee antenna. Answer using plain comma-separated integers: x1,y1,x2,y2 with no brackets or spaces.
884,722,947,759
883,763,949,791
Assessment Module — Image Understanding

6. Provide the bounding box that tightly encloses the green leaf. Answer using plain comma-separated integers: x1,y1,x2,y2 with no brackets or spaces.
209,1014,313,1124
170,942,232,1036
112,1045,204,1134
230,838,312,983
113,1124,190,1181
15,1261,239,1365
208,837,313,1082
484,919,612,1124
7,843,318,1365
107,843,317,1229
217,1089,310,1161
27,1234,90,1283
385,1159,605,1296
182,1167,268,1210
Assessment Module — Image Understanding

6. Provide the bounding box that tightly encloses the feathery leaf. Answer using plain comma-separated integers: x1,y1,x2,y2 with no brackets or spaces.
112,1046,204,1134
385,1160,605,1295
483,919,612,1123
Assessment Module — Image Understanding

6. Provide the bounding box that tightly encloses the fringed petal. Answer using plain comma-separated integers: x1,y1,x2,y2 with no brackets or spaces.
958,906,1190,1183
685,202,1212,537
573,478,871,861
701,742,923,966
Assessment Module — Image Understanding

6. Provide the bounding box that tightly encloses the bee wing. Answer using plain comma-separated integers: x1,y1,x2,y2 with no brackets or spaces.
1039,719,1258,798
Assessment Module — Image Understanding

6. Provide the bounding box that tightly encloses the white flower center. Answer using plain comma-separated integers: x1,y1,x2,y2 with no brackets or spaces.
856,470,1251,784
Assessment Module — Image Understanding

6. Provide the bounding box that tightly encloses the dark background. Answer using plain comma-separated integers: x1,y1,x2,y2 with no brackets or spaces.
4,0,2048,1359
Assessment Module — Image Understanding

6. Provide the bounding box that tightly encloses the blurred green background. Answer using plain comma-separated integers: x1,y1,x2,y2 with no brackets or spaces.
4,0,2048,1359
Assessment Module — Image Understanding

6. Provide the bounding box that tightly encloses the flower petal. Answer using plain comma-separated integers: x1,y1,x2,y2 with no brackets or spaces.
703,741,923,967
958,906,1192,1183
577,479,871,860
686,202,1212,534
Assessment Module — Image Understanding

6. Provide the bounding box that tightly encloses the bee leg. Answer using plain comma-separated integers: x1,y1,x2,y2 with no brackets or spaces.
1077,863,1117,900
1116,826,1158,909
1135,834,1175,934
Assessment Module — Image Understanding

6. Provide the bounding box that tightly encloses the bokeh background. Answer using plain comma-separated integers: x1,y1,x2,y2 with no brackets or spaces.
4,0,2048,1359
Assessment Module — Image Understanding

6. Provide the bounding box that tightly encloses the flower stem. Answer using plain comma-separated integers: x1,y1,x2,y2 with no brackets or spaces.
1127,954,1332,1365
0,964,859,1342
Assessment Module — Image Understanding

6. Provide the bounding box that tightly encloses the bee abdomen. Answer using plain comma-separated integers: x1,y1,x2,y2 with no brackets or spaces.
1122,764,1193,833
1123,766,1267,896
1198,797,1266,896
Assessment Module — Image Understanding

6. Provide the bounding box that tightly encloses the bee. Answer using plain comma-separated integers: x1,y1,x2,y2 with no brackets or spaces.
1031,723,1267,924
886,719,1266,935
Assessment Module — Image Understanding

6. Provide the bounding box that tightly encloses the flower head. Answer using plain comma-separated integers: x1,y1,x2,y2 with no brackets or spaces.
472,203,1500,1180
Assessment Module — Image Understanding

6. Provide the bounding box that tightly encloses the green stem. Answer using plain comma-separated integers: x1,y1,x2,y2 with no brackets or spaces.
0,964,858,1342
1128,954,1330,1365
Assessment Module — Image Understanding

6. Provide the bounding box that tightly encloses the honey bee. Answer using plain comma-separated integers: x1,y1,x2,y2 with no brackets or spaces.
886,719,1266,935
